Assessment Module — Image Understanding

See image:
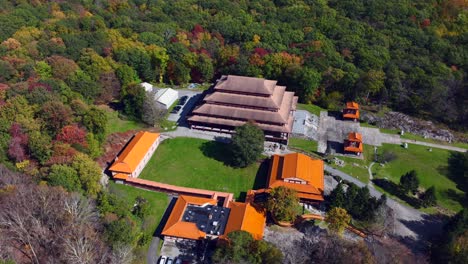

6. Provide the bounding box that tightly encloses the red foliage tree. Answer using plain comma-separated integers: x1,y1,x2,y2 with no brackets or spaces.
46,143,78,166
56,124,88,147
8,137,27,162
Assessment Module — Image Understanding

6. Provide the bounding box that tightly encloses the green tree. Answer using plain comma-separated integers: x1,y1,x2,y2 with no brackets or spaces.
71,153,102,198
266,186,299,222
82,107,107,142
399,170,419,194
105,218,138,247
326,207,351,236
47,164,81,192
421,186,437,207
230,122,264,168
116,64,141,86
133,196,150,218
122,83,145,119
329,183,346,208
28,131,52,164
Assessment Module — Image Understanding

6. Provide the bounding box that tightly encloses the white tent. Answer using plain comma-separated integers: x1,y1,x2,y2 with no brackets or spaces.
140,82,154,92
155,88,179,109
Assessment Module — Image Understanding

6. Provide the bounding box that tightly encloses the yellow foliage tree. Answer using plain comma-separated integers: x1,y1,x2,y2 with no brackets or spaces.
326,207,351,236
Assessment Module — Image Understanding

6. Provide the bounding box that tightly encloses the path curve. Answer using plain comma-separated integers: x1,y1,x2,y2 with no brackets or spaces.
368,162,375,186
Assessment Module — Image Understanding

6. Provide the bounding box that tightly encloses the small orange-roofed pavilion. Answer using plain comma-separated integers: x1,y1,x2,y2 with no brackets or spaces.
344,132,363,155
343,102,360,121
267,153,324,202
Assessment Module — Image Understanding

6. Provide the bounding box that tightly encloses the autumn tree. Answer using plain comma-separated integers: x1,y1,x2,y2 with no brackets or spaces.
267,186,299,222
82,107,107,143
229,122,264,168
212,231,283,264
56,124,88,148
39,101,72,136
326,207,351,236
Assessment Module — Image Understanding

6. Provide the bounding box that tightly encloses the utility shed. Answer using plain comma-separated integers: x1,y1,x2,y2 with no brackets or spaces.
155,88,179,109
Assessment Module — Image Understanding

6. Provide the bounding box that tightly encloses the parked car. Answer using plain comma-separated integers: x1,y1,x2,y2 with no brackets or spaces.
175,258,182,264
178,96,188,105
158,256,167,264
171,106,181,114
166,258,173,264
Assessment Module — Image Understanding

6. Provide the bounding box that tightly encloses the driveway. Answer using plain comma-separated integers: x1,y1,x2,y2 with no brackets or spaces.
167,90,203,123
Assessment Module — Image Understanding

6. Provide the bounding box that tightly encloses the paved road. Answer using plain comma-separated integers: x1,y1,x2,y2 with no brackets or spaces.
147,237,160,264
325,165,426,239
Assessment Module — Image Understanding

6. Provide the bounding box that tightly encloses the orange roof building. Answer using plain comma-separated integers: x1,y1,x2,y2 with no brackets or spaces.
344,132,363,155
109,131,160,179
223,202,266,240
267,153,324,202
343,101,360,120
162,196,266,241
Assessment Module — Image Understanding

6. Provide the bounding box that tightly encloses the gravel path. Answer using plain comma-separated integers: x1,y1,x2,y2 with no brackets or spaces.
401,139,466,152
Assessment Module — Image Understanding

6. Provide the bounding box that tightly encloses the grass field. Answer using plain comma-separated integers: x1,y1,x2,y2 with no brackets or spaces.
139,137,267,200
297,103,325,116
108,181,168,263
289,137,318,154
329,144,376,183
103,106,146,135
372,143,464,213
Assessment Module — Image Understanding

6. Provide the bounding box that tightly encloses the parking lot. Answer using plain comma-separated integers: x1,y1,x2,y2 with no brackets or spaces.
167,90,203,124
158,238,204,264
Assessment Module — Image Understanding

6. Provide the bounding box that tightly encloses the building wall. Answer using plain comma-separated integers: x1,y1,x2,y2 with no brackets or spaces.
132,136,160,178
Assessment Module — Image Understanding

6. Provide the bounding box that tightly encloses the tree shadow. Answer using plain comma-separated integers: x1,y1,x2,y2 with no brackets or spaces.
327,110,342,120
253,159,269,190
446,152,467,192
372,179,422,208
398,213,448,255
199,140,232,166
153,195,177,237
445,188,466,206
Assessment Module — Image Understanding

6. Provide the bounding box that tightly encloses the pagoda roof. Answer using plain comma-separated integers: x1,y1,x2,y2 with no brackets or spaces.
215,75,277,95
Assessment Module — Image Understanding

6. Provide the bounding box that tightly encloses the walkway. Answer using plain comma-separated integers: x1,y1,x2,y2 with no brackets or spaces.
401,139,467,153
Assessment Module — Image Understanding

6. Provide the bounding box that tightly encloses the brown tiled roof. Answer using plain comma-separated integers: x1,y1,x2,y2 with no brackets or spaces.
267,153,324,201
187,115,294,133
204,86,286,110
223,202,266,240
215,75,276,95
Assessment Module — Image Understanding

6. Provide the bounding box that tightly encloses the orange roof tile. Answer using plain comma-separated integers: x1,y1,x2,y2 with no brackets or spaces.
268,153,324,201
162,195,217,240
348,132,362,142
346,102,359,109
109,131,159,174
223,202,266,240
113,173,129,180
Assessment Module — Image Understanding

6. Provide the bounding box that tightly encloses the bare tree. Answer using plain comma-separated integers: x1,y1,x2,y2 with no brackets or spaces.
109,243,134,264
142,89,167,126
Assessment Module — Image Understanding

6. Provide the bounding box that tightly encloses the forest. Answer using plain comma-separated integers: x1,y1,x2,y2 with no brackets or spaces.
0,0,467,263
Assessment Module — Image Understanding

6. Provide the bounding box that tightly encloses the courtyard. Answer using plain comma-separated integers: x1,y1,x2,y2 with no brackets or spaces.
139,137,268,200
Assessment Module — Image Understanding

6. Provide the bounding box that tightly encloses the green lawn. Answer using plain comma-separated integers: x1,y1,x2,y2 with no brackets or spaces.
330,144,376,183
103,106,146,135
108,181,168,263
372,143,464,213
289,137,318,154
297,103,325,116
139,137,267,200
